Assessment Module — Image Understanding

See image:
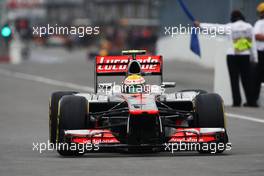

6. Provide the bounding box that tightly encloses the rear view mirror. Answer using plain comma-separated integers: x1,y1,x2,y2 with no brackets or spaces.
162,82,176,88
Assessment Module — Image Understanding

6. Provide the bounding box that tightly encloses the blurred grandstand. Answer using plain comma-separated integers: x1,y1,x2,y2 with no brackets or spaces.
0,0,263,59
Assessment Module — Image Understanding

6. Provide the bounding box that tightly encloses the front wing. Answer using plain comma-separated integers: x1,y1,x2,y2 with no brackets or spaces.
63,128,228,151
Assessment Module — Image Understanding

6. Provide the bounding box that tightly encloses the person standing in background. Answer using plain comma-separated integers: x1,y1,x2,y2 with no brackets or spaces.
253,2,264,104
195,10,257,107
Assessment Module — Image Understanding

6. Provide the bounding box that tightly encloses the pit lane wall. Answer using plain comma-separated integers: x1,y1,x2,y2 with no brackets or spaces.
157,34,235,106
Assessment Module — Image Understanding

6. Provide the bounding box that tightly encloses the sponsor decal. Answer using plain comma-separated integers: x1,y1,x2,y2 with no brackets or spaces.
96,56,162,73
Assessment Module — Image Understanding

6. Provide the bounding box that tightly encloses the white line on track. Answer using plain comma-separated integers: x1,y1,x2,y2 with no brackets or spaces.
0,68,263,124
0,68,94,92
226,113,264,124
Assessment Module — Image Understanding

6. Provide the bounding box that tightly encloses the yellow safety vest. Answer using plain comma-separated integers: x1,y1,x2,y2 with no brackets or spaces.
233,38,252,52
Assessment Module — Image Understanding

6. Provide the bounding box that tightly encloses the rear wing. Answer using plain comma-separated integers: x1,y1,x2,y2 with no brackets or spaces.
94,55,163,93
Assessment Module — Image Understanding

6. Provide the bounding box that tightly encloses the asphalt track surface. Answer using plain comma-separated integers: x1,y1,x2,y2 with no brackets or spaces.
0,47,264,176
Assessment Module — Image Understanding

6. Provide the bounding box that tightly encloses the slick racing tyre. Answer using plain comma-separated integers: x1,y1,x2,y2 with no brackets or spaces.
194,93,225,128
194,93,228,154
49,91,77,144
57,95,89,156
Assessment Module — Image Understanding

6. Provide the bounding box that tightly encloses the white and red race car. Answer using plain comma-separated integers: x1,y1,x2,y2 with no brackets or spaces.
49,50,229,156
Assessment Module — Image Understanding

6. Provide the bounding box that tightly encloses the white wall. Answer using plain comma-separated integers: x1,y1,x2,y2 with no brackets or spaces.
157,34,234,105
157,34,232,68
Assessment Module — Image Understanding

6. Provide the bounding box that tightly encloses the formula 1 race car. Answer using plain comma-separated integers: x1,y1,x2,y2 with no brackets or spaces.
49,50,229,156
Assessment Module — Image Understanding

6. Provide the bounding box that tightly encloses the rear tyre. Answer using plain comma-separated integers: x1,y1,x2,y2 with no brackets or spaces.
193,93,228,154
57,95,88,156
49,91,77,144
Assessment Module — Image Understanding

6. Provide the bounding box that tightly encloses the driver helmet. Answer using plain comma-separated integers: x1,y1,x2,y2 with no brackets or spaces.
123,74,145,93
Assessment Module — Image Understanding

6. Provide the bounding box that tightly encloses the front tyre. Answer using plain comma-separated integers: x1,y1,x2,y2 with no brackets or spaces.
194,93,225,128
49,91,77,144
57,95,88,156
193,93,228,154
